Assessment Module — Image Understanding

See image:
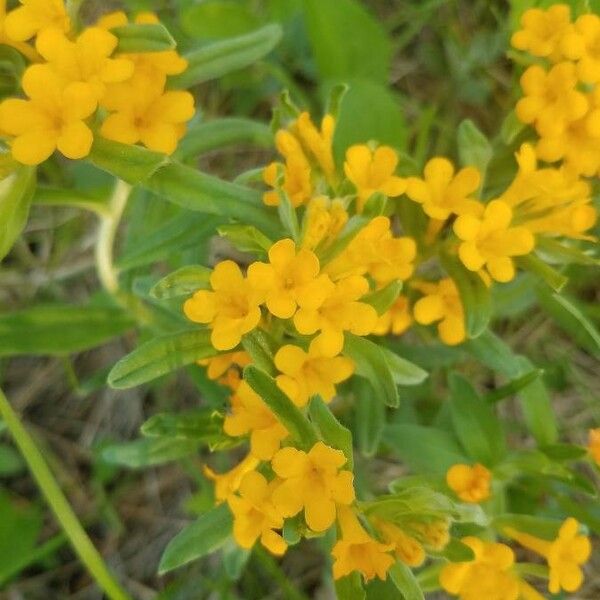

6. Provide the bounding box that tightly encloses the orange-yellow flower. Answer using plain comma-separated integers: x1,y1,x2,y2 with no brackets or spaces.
291,111,336,184
227,470,287,555
344,144,406,212
4,0,70,42
505,518,591,594
198,351,251,380
453,200,535,283
446,463,491,503
405,157,482,220
204,453,259,502
0,65,96,165
562,14,600,83
274,340,354,407
293,275,378,356
588,428,600,465
262,154,312,207
413,278,465,346
440,537,521,600
183,261,263,351
331,506,394,582
300,196,348,250
247,238,323,319
511,5,572,60
271,442,355,532
223,380,288,460
373,295,412,336
373,519,425,567
516,63,588,138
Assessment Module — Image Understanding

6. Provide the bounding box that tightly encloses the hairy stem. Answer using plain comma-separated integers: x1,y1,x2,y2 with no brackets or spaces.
0,387,132,600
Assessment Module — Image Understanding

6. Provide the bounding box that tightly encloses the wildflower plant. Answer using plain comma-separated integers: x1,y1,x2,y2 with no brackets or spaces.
0,1,598,599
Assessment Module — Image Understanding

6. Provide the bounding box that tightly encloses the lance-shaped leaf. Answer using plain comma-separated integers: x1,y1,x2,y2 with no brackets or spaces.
335,573,365,600
457,119,492,187
159,504,233,574
0,305,134,357
0,165,36,261
309,397,354,468
362,281,402,315
101,438,198,468
112,23,176,53
243,366,318,450
150,266,212,300
389,562,425,600
353,378,384,458
170,24,282,88
108,329,217,389
343,333,399,408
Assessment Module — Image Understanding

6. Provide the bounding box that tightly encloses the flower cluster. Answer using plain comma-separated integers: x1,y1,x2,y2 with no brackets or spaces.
513,4,600,177
182,81,595,587
0,2,194,165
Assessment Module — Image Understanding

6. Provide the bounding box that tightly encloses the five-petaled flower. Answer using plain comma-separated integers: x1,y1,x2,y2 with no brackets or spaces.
4,0,70,42
446,463,492,503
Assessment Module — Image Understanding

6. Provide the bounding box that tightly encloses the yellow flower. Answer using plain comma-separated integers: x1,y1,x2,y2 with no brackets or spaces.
405,157,482,220
300,196,348,250
35,27,134,101
246,238,324,319
101,82,195,155
262,154,312,207
373,295,412,336
505,518,591,594
274,340,354,407
204,453,259,503
516,63,588,138
0,65,96,165
183,261,263,351
440,537,521,600
511,5,572,60
294,275,378,357
0,1,39,62
412,278,465,346
227,470,287,555
4,0,70,42
271,442,355,532
562,14,600,83
198,351,251,380
291,111,336,184
324,216,415,285
373,519,425,567
331,506,395,582
588,428,600,465
453,200,535,283
344,144,406,212
446,463,491,503
223,380,288,460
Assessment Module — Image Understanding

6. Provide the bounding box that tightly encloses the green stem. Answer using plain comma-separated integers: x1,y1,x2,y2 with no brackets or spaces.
95,179,131,294
0,387,132,600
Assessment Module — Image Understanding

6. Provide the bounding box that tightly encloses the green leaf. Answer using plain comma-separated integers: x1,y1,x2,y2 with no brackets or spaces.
483,369,542,404
343,333,399,408
181,1,258,39
335,572,366,600
108,329,217,389
465,331,558,445
333,81,407,161
492,514,564,539
0,164,36,261
308,396,354,468
88,137,169,185
518,253,567,293
448,373,506,466
441,253,491,338
150,266,212,300
536,237,600,267
433,538,476,562
303,0,391,83
536,288,600,358
457,119,493,185
112,23,176,53
170,24,283,88
221,540,250,581
217,223,273,255
159,504,233,574
141,409,229,447
101,437,198,468
381,346,429,386
383,425,467,474
353,378,384,458
362,281,402,316
540,443,587,461
176,118,272,161
33,186,110,216
389,562,425,600
241,329,277,375
243,366,318,450
0,304,134,357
